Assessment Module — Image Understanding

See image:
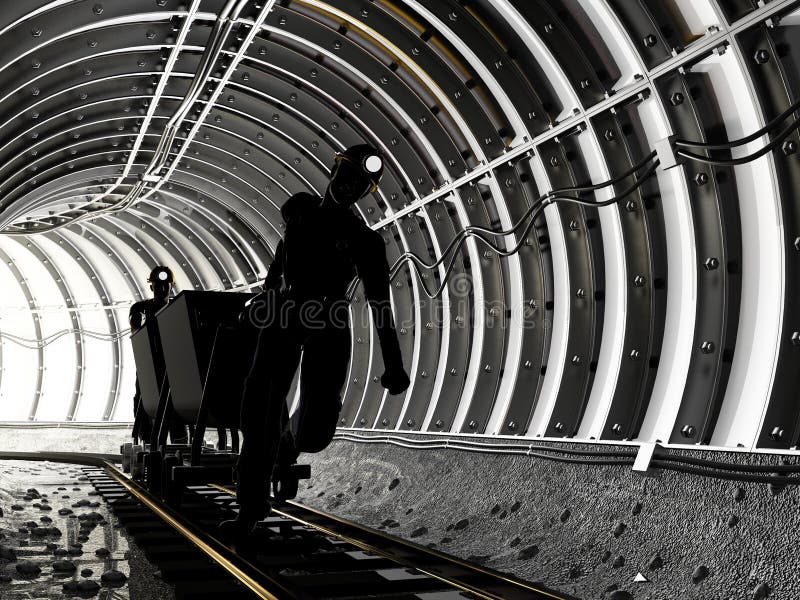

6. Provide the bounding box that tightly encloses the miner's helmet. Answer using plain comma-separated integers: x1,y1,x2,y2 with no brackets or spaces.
331,144,384,199
147,265,174,284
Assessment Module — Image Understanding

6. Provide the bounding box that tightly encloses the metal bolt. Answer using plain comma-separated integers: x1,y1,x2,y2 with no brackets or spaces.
794,237,800,252
680,424,696,438
580,79,591,89
406,419,415,427
569,220,579,231
633,275,646,287
611,423,623,435
31,28,43,37
704,257,720,270
604,129,615,141
359,418,366,425
554,422,565,432
754,49,770,64
770,426,784,441
791,331,800,347
544,23,554,33
381,418,388,426
550,156,559,167
571,355,582,366
435,419,444,428
468,420,478,430
701,341,715,354
507,421,516,430
625,200,637,212
782,140,797,155
670,92,684,106
93,4,103,14
629,349,640,360
484,364,493,373
576,288,586,298
694,172,709,186
643,34,657,47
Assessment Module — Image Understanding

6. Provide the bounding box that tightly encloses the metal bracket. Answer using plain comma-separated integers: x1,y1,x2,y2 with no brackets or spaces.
632,442,664,476
654,135,682,170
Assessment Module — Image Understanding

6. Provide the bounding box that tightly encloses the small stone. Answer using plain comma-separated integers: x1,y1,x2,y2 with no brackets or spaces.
601,550,612,562
0,546,17,560
63,581,79,592
54,548,68,557
410,527,428,538
560,508,571,523
509,537,521,547
77,579,100,593
490,504,501,515
692,564,709,584
568,565,582,579
388,478,400,491
734,487,745,502
454,519,469,530
510,501,521,513
609,591,634,600
101,569,127,585
0,574,11,582
16,560,42,577
754,582,771,599
467,554,491,564
30,527,50,537
613,522,627,537
612,555,625,568
440,537,452,544
81,568,93,577
631,502,642,515
728,515,739,528
11,504,23,511
52,560,76,573
94,548,110,557
648,554,663,570
58,509,72,516
517,545,539,560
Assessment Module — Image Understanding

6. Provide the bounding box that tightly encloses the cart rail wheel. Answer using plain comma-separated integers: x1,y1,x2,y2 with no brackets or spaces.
272,477,299,502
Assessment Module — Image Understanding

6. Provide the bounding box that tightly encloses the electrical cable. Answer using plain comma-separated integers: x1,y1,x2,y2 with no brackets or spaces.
0,328,130,349
676,114,800,167
674,97,800,150
391,159,660,299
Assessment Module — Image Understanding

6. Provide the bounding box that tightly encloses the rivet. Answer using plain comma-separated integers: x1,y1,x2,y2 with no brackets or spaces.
576,288,585,298
569,220,579,231
694,172,709,186
554,422,565,432
406,419,415,427
484,364,493,373
782,140,797,155
670,92,684,106
629,349,640,360
770,426,784,440
700,341,715,354
753,49,770,64
435,419,444,428
643,34,657,47
611,423,623,435
791,331,800,347
603,129,615,141
625,200,637,212
468,420,478,429
680,424,696,438
633,275,646,287
31,28,43,37
571,355,582,366
93,4,103,14
550,156,559,167
704,257,719,270
507,421,516,430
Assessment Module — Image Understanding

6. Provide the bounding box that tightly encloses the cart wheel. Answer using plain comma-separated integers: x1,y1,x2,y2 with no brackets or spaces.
131,446,144,480
272,477,299,502
121,443,133,473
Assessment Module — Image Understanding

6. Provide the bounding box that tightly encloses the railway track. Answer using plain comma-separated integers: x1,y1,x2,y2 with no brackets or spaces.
0,452,574,600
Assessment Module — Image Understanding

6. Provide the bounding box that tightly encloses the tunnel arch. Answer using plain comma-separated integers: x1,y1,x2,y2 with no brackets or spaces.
0,0,794,456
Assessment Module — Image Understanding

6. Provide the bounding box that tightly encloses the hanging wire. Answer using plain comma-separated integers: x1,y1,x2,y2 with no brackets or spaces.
0,328,130,349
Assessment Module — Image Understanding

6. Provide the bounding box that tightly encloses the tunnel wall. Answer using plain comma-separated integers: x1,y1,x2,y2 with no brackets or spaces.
297,437,794,600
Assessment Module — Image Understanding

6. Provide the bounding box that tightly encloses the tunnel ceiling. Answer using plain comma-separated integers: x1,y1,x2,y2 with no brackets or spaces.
0,0,799,452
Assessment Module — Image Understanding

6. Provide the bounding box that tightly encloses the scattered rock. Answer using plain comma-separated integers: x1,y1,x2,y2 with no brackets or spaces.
79,512,104,522
648,554,663,570
0,574,11,582
11,505,23,511
77,579,100,593
510,501,521,513
601,550,612,563
81,568,93,577
612,555,625,568
754,582,771,599
559,509,571,523
631,502,642,515
405,508,413,515
440,537,452,544
353,486,362,494
692,565,709,584
728,515,739,528
467,554,491,564
410,527,428,538
62,581,79,592
568,565,582,579
16,560,42,577
613,522,627,538
0,546,17,561
52,560,77,573
609,591,634,600
58,509,73,516
388,478,400,491
509,537,521,547
491,504,501,515
498,510,507,519
101,570,127,585
454,519,469,530
734,487,745,502
54,548,68,557
517,545,539,560
94,548,110,557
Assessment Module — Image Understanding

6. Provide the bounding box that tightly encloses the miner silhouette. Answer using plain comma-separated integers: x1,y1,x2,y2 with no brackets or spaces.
223,145,410,536
129,266,190,445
